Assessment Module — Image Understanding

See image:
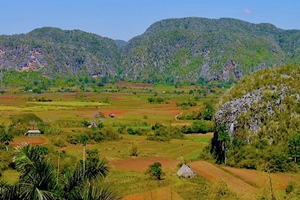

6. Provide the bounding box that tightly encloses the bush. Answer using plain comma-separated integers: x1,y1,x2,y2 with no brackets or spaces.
129,142,139,156
145,162,163,180
192,120,208,133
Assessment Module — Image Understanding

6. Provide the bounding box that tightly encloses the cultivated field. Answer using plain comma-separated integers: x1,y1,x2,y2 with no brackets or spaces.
0,84,299,199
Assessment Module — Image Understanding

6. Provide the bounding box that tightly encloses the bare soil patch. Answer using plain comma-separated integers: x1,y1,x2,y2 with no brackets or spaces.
0,95,17,99
123,188,182,200
110,157,179,173
223,166,300,190
189,161,257,199
11,136,47,147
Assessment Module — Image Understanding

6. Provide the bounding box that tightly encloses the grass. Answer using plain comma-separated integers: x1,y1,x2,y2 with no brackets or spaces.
0,169,20,184
26,101,110,107
107,167,211,199
187,136,211,143
0,88,230,199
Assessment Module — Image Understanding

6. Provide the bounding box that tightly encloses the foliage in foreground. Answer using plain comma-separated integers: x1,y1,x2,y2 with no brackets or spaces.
0,145,120,200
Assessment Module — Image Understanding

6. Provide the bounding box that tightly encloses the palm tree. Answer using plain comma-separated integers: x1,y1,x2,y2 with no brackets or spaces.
216,125,230,164
0,132,14,151
82,183,120,200
61,156,111,200
13,145,58,200
0,144,120,200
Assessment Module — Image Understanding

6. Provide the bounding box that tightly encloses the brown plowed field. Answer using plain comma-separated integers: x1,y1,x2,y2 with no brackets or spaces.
222,166,300,190
123,188,182,200
110,157,179,172
11,136,47,147
189,161,257,199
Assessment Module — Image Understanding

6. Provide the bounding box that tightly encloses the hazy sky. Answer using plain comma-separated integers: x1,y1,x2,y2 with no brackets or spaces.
1,0,299,41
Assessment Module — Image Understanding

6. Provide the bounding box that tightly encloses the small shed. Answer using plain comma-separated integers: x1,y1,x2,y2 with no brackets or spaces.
177,164,197,178
24,130,41,137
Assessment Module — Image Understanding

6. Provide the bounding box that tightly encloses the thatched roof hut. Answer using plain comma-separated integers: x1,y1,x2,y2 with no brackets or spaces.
177,164,197,178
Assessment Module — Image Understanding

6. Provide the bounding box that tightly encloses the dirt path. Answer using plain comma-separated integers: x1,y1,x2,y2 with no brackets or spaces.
188,161,257,199
174,112,183,121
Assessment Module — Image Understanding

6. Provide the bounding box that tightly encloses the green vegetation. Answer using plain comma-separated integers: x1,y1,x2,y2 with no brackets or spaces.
213,65,300,172
0,145,119,200
145,162,163,180
1,17,300,86
0,78,298,199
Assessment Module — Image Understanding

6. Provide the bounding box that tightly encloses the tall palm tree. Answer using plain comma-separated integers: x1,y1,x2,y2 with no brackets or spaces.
0,144,119,200
82,182,120,200
61,157,111,200
216,125,230,164
13,145,58,200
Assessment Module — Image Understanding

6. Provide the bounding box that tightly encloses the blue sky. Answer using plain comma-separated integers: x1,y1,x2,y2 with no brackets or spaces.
0,0,299,41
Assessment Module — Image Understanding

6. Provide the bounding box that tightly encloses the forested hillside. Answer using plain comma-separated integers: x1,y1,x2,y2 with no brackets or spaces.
0,17,300,85
213,65,300,171
0,27,121,79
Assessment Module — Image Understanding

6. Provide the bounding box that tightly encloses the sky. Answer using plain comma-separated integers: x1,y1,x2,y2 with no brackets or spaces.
0,0,299,41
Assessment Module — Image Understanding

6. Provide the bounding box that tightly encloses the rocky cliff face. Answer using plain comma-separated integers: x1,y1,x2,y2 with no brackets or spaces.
0,28,121,78
215,66,300,142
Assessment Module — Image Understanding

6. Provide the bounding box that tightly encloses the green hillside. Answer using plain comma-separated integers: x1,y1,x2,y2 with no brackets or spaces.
0,17,300,85
214,65,300,171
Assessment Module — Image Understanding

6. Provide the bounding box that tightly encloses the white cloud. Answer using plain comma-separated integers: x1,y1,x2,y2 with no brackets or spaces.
243,8,252,14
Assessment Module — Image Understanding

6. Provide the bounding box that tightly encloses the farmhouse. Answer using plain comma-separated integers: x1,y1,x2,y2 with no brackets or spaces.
24,130,41,137
177,164,197,178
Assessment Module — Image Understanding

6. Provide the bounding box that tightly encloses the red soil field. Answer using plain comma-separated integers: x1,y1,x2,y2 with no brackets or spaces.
222,166,300,190
110,157,180,173
0,95,16,99
115,82,153,88
11,136,47,147
188,161,257,199
123,188,182,200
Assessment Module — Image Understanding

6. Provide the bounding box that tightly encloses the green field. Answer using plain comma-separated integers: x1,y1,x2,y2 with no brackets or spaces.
0,84,296,199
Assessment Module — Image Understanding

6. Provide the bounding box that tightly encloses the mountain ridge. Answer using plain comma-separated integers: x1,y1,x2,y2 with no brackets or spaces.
0,17,300,84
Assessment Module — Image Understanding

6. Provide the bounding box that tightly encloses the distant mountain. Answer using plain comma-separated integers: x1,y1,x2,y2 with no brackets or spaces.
0,27,121,79
0,18,300,84
115,40,127,46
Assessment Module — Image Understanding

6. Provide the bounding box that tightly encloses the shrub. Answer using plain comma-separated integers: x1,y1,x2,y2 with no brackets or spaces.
145,162,163,180
192,120,208,133
129,142,139,156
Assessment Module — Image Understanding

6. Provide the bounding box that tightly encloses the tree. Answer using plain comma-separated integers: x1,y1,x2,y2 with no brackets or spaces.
145,162,163,180
0,144,119,200
288,135,300,163
0,132,14,151
204,104,214,121
211,125,230,164
217,125,230,164
191,120,207,133
13,145,58,199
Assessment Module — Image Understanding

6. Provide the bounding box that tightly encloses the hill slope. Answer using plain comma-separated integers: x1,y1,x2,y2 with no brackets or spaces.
0,27,121,78
0,18,300,83
214,65,300,171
